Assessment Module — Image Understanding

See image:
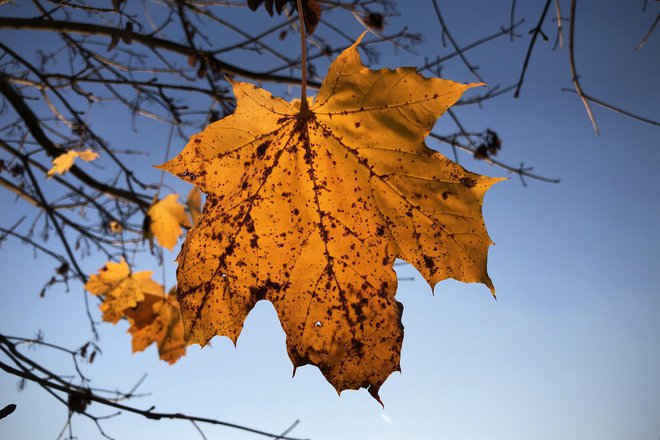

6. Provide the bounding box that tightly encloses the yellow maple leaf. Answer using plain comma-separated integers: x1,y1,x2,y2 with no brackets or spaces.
47,149,99,178
147,194,192,251
84,258,163,323
159,34,502,400
124,288,186,364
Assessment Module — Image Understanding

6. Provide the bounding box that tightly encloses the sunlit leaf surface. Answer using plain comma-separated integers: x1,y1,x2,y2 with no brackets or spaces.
160,34,501,400
147,194,192,251
124,288,186,364
85,258,163,324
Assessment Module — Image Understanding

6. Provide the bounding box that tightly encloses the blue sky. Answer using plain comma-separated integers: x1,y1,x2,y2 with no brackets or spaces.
1,1,659,439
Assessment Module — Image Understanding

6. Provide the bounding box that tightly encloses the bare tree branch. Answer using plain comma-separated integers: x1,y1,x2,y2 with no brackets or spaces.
567,0,599,134
636,13,659,50
513,0,552,98
0,334,307,440
0,16,320,87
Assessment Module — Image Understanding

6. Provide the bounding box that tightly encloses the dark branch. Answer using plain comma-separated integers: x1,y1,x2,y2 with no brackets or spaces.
0,334,308,440
513,0,552,98
0,17,321,88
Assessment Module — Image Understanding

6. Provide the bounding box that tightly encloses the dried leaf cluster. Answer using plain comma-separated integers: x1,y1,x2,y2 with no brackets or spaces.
85,258,185,364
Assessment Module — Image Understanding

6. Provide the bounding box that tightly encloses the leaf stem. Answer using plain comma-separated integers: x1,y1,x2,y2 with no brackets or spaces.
296,0,308,113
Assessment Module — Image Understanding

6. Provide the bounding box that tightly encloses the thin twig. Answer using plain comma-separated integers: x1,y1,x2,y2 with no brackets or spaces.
0,17,318,87
636,13,659,50
567,0,600,134
0,334,308,440
275,419,301,440
562,89,659,127
430,0,484,83
513,0,552,98
191,420,209,440
429,132,560,184
422,19,524,72
297,0,309,111
553,0,564,50
509,0,517,41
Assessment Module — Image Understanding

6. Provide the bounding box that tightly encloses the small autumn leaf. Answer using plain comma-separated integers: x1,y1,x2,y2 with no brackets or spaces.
186,187,203,225
147,194,192,251
85,257,164,323
160,34,501,401
124,288,186,364
47,149,99,178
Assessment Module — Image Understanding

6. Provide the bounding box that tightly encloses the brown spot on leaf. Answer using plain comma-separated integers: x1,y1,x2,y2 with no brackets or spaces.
460,177,476,188
256,141,270,158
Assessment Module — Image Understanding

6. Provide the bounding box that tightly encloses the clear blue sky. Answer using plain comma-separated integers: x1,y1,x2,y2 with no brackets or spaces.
1,1,659,440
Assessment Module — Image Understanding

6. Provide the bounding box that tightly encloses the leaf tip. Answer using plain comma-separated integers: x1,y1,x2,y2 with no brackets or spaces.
485,278,496,300
481,175,508,191
369,386,384,408
355,30,369,45
342,31,369,58
153,160,172,175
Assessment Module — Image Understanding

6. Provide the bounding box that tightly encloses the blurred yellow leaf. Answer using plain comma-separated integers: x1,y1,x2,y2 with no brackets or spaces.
147,194,191,251
47,149,99,178
84,257,163,323
160,34,501,401
124,288,186,364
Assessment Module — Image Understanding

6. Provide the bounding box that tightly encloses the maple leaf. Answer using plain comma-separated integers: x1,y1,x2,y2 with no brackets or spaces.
159,34,501,401
124,288,186,364
85,258,164,323
146,194,192,251
47,149,99,178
